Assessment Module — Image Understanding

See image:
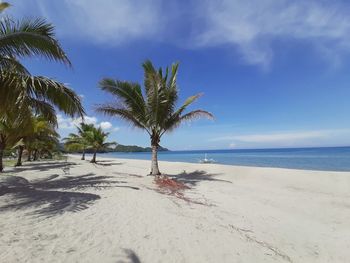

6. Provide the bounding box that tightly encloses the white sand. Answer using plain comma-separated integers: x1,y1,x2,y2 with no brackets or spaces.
0,155,349,263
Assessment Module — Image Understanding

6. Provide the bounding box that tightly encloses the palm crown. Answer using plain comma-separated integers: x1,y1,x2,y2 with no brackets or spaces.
97,60,213,175
64,123,116,163
0,3,84,120
0,15,71,73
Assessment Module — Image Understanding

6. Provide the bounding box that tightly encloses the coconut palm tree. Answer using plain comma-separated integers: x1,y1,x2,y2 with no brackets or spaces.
0,112,58,170
14,115,59,166
83,125,116,163
0,111,26,171
63,123,94,160
0,3,84,120
96,60,213,176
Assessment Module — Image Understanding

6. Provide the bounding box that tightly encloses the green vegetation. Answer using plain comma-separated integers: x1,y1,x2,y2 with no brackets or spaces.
97,60,213,176
63,123,95,160
64,123,116,163
113,144,168,152
0,3,210,176
0,2,84,172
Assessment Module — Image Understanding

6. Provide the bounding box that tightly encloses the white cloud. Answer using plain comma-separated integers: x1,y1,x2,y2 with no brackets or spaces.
58,114,118,131
212,129,350,147
13,0,350,67
99,121,112,130
194,0,350,67
57,114,97,129
31,0,163,45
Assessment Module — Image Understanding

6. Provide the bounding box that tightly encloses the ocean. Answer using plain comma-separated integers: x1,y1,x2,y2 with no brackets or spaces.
89,146,350,172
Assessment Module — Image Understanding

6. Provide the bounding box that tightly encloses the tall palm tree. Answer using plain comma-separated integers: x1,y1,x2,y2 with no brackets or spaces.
97,60,213,176
83,124,116,163
0,3,84,120
63,123,94,160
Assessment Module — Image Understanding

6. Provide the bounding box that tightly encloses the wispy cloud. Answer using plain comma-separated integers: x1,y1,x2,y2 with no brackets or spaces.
11,0,350,67
211,129,350,148
194,0,350,67
23,0,164,45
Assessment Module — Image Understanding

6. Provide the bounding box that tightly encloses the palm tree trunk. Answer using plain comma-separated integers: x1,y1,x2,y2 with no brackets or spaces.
0,142,4,172
150,144,161,176
33,150,38,161
81,148,85,160
15,146,24,166
27,150,32,161
90,149,97,163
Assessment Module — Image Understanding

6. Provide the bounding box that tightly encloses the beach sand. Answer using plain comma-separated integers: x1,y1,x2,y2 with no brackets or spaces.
0,155,349,263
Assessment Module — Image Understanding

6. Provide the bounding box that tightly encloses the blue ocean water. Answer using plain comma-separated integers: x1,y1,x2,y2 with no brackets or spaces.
97,147,350,172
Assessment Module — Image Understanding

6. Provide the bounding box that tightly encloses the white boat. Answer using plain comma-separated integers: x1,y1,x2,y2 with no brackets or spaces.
199,153,215,163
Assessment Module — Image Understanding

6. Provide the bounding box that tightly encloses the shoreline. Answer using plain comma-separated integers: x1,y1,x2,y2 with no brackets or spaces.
1,155,349,262
74,153,350,173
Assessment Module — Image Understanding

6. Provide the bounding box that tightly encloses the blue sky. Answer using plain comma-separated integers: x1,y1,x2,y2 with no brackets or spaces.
8,0,350,150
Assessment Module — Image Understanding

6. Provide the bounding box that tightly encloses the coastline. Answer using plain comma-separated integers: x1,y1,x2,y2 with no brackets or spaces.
1,155,349,262
80,147,350,172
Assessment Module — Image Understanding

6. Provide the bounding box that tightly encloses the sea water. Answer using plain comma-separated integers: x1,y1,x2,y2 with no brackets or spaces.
95,146,350,172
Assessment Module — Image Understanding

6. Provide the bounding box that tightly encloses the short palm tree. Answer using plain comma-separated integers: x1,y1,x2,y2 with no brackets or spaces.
0,111,28,171
0,112,58,170
97,60,213,175
83,125,116,163
63,123,94,160
20,116,59,164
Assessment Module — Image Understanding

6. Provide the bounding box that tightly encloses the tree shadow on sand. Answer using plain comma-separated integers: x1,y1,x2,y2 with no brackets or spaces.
0,173,139,218
116,249,142,263
169,170,231,187
93,161,124,167
13,161,77,173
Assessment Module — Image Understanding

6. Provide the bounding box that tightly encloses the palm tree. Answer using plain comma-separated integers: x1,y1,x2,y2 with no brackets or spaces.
16,116,59,165
0,3,84,120
63,123,94,160
97,60,213,176
0,112,26,171
83,125,116,163
0,112,58,170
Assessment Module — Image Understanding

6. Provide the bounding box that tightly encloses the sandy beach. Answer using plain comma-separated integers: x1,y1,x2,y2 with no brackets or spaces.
0,155,349,263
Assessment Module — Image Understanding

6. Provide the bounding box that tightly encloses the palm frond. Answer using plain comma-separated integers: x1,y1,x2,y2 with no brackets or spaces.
23,75,84,117
99,79,147,121
0,17,71,66
24,98,57,125
96,105,150,133
179,110,214,122
0,55,29,74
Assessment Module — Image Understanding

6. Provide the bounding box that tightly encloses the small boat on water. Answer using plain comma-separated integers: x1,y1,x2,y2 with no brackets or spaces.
199,153,215,163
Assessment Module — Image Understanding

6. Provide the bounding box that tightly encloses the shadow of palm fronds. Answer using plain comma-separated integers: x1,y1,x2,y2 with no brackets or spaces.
14,161,77,173
0,173,139,217
169,170,230,187
116,249,142,263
